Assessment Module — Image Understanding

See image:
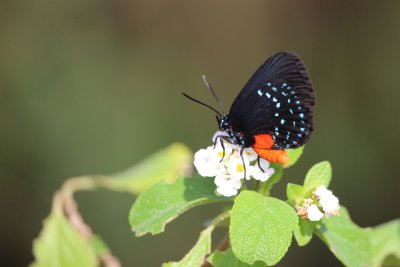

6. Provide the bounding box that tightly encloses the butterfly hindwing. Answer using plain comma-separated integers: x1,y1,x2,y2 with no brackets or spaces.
228,52,315,149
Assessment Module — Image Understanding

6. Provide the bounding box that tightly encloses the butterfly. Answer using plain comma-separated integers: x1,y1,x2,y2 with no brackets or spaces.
183,51,315,168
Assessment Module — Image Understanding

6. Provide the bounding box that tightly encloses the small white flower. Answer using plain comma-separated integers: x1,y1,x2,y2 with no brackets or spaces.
313,185,340,217
216,186,238,197
193,149,219,177
194,131,276,197
226,155,250,180
251,167,275,182
243,147,258,162
206,144,226,163
217,177,241,191
207,141,236,164
307,204,324,221
215,173,242,197
314,185,333,198
320,194,340,214
249,158,275,182
296,185,340,221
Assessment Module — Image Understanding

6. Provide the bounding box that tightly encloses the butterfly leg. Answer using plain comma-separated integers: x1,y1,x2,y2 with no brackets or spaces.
212,135,226,163
219,138,225,163
257,156,265,172
240,147,247,180
213,135,220,149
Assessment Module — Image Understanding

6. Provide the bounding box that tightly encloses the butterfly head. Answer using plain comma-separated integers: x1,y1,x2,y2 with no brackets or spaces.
216,115,247,146
216,114,230,131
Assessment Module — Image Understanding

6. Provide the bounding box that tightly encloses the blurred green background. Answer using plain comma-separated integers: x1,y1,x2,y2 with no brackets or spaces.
1,1,399,266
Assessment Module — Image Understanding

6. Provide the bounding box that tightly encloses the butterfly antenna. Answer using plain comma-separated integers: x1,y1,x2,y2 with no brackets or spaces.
202,75,226,114
181,92,222,116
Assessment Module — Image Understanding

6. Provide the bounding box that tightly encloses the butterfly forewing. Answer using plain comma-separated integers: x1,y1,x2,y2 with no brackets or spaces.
228,52,315,149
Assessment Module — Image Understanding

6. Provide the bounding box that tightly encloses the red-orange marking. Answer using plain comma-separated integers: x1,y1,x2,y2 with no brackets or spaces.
252,134,289,165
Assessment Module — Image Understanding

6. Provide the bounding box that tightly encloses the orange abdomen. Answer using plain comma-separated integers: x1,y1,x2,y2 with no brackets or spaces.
252,134,289,165
252,147,289,165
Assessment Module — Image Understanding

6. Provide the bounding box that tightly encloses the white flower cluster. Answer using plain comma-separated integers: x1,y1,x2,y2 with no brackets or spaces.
194,131,275,197
297,185,340,221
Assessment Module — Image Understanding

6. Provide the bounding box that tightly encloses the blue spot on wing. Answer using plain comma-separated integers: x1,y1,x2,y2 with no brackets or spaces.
257,81,312,149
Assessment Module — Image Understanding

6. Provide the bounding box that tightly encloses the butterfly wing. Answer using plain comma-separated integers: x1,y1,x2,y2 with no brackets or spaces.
228,51,315,149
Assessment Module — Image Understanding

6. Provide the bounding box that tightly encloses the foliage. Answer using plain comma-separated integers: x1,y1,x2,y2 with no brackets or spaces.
129,175,227,236
230,191,297,265
31,143,400,267
31,207,97,267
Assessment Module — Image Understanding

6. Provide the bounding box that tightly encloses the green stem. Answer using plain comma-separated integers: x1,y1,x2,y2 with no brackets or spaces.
258,164,283,196
201,211,232,267
209,210,231,230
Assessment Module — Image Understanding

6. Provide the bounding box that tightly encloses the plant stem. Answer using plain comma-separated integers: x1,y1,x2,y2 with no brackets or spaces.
200,211,231,267
209,210,231,229
52,175,122,267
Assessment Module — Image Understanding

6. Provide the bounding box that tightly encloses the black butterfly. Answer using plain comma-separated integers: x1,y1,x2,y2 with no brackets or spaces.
183,51,315,166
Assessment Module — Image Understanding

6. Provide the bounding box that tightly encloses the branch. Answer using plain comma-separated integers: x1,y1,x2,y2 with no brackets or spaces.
55,176,122,267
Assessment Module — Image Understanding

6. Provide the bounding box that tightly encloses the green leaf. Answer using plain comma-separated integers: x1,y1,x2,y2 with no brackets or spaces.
129,175,227,236
293,218,314,246
163,225,213,267
110,143,192,195
31,209,97,267
230,191,298,266
366,219,400,267
303,161,332,194
163,211,230,267
258,164,283,196
315,207,373,267
208,248,265,267
285,146,304,167
286,183,304,206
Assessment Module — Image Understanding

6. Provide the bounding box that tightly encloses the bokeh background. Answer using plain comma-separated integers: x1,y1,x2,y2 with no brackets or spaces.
1,1,400,266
